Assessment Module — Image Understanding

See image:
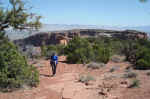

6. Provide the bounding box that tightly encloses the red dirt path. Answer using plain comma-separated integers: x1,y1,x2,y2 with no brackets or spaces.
1,56,150,99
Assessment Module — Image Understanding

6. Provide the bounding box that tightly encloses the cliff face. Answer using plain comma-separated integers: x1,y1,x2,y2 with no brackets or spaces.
14,29,148,47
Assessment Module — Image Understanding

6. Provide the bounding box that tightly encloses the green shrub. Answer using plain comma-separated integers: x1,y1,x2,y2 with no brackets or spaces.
87,62,105,69
110,40,126,55
135,47,150,69
65,37,94,64
88,37,127,56
124,66,132,72
42,45,57,57
109,67,116,72
0,40,39,90
56,44,65,55
66,37,150,70
111,55,125,63
92,43,111,63
123,39,150,70
41,44,65,58
78,75,95,84
128,79,140,88
65,37,111,64
66,48,90,64
41,45,47,57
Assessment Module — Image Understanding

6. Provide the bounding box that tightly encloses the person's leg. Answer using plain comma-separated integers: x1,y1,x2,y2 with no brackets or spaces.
53,62,57,75
51,61,54,76
55,63,57,74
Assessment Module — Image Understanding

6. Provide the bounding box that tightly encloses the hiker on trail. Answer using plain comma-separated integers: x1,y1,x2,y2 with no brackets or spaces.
50,53,58,76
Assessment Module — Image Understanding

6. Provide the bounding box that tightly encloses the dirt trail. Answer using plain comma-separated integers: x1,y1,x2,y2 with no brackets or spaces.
0,56,85,99
1,56,150,99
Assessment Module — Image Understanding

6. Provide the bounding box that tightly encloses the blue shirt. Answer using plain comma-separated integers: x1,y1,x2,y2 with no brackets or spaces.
51,55,58,64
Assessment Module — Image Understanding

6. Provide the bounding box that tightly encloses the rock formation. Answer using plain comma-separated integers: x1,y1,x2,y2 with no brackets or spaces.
14,29,148,47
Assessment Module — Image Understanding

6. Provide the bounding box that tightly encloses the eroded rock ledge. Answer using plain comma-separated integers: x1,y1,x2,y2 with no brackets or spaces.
14,29,148,46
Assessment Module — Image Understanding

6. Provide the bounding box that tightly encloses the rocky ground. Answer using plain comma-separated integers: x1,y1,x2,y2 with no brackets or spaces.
0,56,150,99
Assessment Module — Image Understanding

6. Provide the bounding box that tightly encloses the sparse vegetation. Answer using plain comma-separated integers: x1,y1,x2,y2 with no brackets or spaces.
18,45,41,60
41,44,65,58
111,55,125,63
128,79,140,88
109,68,115,73
109,66,119,72
91,38,150,70
93,38,150,70
87,62,105,69
123,72,137,78
65,36,150,70
125,66,132,72
78,75,95,84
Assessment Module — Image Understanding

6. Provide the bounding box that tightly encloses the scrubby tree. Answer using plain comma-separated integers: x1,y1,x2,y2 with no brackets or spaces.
92,43,111,63
0,0,41,90
123,39,150,70
65,37,94,64
41,44,65,58
0,0,41,32
64,37,111,64
0,40,39,89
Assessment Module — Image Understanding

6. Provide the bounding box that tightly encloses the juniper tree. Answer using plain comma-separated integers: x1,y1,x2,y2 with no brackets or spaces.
0,0,41,34
0,0,41,90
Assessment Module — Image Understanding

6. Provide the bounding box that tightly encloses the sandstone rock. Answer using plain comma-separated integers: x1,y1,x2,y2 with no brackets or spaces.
14,29,148,47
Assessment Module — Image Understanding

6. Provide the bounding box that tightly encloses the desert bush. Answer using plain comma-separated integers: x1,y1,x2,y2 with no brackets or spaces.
87,62,105,69
18,45,42,60
109,68,115,73
67,37,150,70
110,39,127,55
111,55,125,63
41,45,57,58
25,45,41,59
41,45,47,57
123,72,137,78
92,43,111,63
128,79,140,88
65,37,95,64
135,47,150,69
0,40,39,90
25,45,35,58
56,44,65,55
109,66,119,72
89,37,127,55
124,66,132,72
123,39,150,70
41,44,65,58
65,37,111,64
78,75,95,84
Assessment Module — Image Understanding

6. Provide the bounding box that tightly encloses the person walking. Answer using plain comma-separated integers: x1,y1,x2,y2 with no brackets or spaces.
50,53,58,76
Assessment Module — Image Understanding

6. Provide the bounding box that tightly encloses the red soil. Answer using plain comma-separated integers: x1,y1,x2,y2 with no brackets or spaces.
0,56,150,99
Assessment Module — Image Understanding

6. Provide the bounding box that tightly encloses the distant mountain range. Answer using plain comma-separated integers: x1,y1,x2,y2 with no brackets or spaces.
39,24,150,32
6,24,150,40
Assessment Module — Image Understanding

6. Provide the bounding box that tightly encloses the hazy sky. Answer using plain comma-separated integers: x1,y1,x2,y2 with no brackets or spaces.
3,0,150,26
